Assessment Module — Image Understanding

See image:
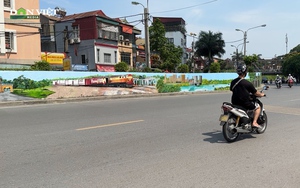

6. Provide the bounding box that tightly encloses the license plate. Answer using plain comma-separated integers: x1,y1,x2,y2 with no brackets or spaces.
219,115,229,122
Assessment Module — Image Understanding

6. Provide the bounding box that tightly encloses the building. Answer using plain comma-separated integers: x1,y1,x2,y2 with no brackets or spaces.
0,0,41,68
40,14,60,52
55,10,140,72
152,17,187,64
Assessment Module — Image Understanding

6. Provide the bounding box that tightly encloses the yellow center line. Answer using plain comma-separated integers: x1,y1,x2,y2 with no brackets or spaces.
76,120,144,131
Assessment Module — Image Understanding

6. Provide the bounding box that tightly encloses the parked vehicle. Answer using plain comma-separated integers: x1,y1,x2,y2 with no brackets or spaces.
262,77,268,84
219,85,269,143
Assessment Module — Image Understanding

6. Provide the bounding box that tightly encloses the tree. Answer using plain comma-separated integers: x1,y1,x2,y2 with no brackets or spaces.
243,54,259,72
115,62,128,72
289,44,300,53
149,18,168,53
160,43,183,72
210,62,220,73
194,31,225,71
231,51,244,64
282,52,300,79
149,18,183,72
177,64,189,73
31,60,52,71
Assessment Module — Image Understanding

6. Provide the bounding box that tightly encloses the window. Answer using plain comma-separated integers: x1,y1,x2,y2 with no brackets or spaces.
97,23,118,41
104,53,111,63
114,51,117,64
167,38,174,44
4,0,11,8
121,52,131,65
97,49,100,63
5,32,14,50
81,55,86,64
72,25,80,39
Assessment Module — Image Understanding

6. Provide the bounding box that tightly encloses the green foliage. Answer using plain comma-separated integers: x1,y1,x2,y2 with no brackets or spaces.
159,43,183,72
159,84,181,93
149,19,183,72
115,62,129,72
152,68,163,73
142,67,152,72
215,86,230,91
149,18,168,52
243,54,258,71
156,78,181,93
31,60,52,71
12,75,51,89
160,60,174,72
195,30,225,71
177,64,189,73
13,88,54,98
289,44,300,53
209,62,220,73
128,67,139,72
201,79,231,85
282,52,300,77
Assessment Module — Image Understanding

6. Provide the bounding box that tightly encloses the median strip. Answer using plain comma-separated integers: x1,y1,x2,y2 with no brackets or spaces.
76,120,144,131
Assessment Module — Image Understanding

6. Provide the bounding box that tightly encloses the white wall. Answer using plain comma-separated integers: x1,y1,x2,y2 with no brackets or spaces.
0,4,5,54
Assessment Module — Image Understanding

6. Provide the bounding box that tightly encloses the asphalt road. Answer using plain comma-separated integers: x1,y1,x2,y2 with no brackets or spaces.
1,84,300,188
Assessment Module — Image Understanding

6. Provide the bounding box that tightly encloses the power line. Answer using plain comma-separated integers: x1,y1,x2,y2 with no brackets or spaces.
151,0,218,14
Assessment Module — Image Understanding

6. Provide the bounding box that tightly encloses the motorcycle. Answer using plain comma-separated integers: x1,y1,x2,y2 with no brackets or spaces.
219,85,269,143
287,78,294,88
275,78,282,88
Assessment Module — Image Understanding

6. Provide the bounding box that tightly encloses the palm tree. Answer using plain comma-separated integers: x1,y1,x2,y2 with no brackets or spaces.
231,51,244,66
194,31,225,71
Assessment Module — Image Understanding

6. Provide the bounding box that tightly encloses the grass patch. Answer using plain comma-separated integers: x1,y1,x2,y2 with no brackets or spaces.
12,88,55,98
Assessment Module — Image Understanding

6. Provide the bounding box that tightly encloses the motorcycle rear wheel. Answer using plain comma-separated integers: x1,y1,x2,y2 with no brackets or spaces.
222,116,239,142
256,111,268,134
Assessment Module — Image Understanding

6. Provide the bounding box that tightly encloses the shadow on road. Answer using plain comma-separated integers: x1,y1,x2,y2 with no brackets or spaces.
202,130,257,144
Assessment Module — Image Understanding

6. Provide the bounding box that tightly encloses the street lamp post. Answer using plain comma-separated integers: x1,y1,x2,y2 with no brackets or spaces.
231,41,249,67
235,24,266,56
132,1,151,69
190,32,197,73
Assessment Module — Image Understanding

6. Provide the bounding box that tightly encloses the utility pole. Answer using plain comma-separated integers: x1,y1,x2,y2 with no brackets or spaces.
63,26,69,54
190,33,196,73
132,1,150,68
144,7,151,68
285,33,288,54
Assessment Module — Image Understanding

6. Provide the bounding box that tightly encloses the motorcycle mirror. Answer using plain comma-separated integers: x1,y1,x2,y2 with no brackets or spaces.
263,85,269,90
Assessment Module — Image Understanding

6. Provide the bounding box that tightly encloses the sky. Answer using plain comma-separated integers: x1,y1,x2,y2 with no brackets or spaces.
40,0,300,60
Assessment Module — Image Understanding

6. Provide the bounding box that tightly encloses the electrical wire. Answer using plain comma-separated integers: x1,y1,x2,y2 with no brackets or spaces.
151,0,218,14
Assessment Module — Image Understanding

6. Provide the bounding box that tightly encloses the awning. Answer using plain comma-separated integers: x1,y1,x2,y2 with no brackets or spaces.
96,17,119,26
121,24,133,34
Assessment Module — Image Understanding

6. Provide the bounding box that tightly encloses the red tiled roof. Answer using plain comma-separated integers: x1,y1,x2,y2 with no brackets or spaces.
59,10,109,21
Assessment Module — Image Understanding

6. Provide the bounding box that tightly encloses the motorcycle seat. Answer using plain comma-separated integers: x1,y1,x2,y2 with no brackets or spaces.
222,102,247,111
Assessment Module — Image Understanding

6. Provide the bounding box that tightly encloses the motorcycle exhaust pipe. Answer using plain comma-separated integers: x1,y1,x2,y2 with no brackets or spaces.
234,127,251,133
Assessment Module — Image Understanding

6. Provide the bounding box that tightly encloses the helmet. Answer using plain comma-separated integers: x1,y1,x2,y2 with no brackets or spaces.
236,64,247,75
289,74,291,76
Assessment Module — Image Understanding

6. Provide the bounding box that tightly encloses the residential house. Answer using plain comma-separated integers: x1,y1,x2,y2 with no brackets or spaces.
0,0,41,68
55,10,140,72
152,17,187,64
40,14,60,52
117,18,141,69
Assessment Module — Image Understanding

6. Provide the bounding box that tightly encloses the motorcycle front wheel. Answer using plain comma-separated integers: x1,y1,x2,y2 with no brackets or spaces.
222,116,239,143
256,111,268,134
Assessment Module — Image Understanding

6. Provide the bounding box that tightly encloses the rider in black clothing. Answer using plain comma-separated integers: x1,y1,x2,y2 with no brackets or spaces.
230,64,265,129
